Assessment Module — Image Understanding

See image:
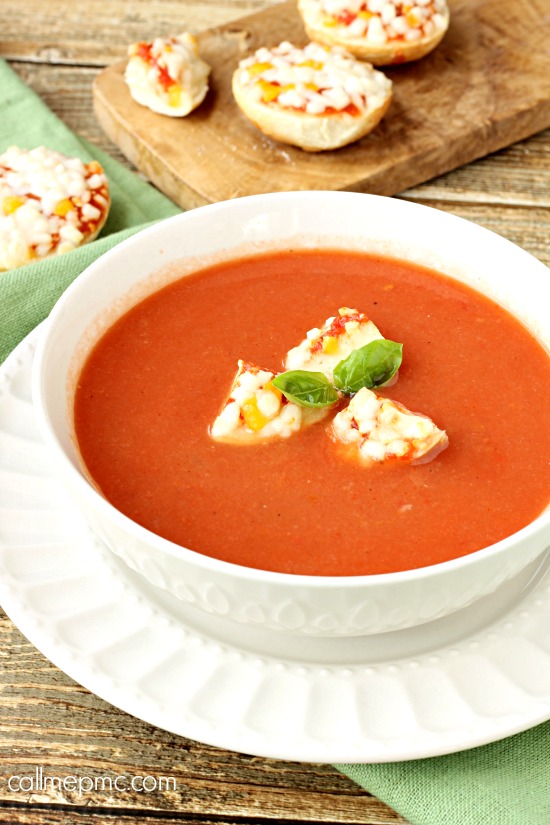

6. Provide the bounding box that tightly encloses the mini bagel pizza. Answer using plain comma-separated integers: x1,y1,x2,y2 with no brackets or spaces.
0,146,110,272
211,360,330,444
232,41,392,151
331,386,448,465
297,0,450,65
125,33,211,117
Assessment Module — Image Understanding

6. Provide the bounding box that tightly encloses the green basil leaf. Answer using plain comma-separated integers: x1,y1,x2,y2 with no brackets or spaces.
272,370,339,408
333,339,403,394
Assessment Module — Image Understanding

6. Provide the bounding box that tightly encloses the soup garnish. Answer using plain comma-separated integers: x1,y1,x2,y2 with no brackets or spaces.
212,306,438,464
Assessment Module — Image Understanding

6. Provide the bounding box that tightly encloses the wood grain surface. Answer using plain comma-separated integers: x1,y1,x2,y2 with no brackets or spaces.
1,1,550,824
93,0,550,208
0,613,405,824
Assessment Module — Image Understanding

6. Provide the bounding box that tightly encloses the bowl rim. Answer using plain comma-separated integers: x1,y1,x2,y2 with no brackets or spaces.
32,190,550,588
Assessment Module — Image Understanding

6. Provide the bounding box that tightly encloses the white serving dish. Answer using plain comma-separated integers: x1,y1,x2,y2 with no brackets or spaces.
32,192,550,637
4,329,550,762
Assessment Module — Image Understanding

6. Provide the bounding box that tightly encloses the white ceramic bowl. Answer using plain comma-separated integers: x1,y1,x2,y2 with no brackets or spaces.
32,192,550,637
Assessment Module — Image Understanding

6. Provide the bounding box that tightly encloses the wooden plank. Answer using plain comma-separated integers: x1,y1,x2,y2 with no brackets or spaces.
0,0,269,65
0,807,405,825
405,128,550,207
0,614,407,823
93,0,550,208
0,811,247,825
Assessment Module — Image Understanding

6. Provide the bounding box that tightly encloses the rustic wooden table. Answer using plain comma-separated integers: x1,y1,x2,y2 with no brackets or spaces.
1,1,549,823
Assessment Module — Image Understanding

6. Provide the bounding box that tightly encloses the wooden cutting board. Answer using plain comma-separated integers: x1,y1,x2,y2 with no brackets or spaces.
93,0,550,209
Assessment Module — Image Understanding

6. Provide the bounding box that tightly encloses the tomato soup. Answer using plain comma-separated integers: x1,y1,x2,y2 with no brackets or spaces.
74,250,550,576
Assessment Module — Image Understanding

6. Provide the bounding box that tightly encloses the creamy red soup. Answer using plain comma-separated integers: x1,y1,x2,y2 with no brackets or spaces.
74,250,550,576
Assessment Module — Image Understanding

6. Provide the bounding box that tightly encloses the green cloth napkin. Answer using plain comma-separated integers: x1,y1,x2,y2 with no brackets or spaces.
1,57,549,825
338,721,550,824
0,59,180,362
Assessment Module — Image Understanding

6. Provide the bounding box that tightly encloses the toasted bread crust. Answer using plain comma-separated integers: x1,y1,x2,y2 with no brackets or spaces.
233,72,391,150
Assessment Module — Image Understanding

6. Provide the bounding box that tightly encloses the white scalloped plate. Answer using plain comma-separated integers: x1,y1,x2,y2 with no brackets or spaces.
2,327,550,763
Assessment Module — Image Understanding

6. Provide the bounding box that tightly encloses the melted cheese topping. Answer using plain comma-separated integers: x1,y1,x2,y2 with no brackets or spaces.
236,41,392,116
315,0,448,43
332,386,448,463
211,360,302,442
211,360,329,443
0,146,109,272
125,32,211,117
285,306,386,379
